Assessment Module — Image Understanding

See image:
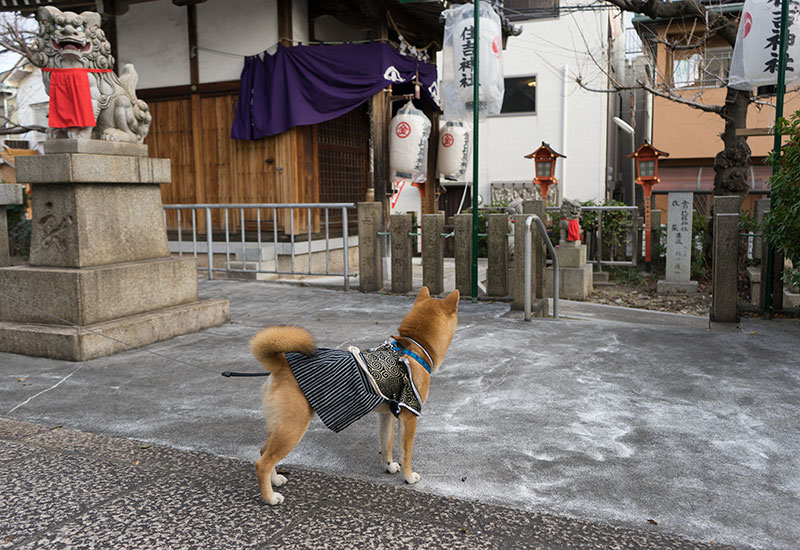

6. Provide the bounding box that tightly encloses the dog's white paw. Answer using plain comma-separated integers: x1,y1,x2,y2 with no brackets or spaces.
271,473,288,487
267,492,284,506
385,461,400,474
404,472,421,484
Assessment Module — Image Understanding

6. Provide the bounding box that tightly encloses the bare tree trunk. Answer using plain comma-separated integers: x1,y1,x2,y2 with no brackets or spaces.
713,87,752,196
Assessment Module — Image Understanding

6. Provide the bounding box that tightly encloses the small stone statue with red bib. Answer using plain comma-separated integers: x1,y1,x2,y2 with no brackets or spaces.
559,198,583,245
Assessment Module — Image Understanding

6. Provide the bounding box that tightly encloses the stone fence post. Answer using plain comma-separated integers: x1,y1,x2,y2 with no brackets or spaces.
453,214,472,296
487,213,509,297
0,184,24,267
390,213,412,294
454,213,472,296
711,196,740,322
513,200,545,311
422,213,444,295
358,202,383,292
758,205,784,312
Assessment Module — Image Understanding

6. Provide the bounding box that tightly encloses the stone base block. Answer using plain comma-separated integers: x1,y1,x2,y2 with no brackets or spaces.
556,244,586,268
0,298,229,361
0,257,199,326
593,270,609,283
784,288,800,309
43,139,148,157
528,298,549,318
29,183,170,268
546,264,593,300
0,183,24,204
656,280,698,294
746,267,761,307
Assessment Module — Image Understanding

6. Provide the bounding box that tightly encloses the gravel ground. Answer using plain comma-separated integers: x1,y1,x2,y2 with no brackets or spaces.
586,279,713,316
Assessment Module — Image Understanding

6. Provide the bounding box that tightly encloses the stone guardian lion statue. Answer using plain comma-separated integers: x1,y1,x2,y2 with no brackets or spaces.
31,6,151,143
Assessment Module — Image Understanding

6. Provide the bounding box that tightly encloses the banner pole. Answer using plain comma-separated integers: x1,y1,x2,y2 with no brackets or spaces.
764,0,790,318
471,0,480,303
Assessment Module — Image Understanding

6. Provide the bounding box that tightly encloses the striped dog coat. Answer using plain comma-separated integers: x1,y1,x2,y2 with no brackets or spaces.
285,341,422,433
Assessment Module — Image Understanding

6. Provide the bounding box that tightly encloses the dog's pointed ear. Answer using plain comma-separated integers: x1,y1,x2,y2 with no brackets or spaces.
415,286,431,304
444,289,460,311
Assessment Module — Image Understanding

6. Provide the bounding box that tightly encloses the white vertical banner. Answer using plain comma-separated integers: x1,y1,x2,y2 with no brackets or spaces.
729,0,800,90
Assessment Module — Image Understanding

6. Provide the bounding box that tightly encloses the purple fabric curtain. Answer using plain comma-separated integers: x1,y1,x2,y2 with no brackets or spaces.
231,43,439,140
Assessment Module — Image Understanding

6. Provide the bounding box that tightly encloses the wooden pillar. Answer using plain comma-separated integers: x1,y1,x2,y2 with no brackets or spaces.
390,213,413,294
186,4,205,230
370,16,390,216
424,112,439,214
277,0,292,46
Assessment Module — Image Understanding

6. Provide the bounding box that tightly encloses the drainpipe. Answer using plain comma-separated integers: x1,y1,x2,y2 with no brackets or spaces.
559,64,568,205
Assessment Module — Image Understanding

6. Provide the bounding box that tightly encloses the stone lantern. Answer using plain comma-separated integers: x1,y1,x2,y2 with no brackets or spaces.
524,142,565,204
627,141,669,271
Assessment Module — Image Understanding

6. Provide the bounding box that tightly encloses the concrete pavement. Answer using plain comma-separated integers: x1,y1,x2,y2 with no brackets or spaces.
1,417,732,549
2,279,799,549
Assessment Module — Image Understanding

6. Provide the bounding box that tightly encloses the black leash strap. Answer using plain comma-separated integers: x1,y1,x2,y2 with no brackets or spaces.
221,371,271,378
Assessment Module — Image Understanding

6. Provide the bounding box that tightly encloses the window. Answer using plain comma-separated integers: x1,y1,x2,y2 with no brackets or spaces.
672,48,732,88
639,160,655,178
505,0,560,20
536,160,552,178
500,76,536,114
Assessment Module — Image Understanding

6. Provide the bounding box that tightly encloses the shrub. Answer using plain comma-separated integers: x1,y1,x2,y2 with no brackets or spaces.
764,110,800,291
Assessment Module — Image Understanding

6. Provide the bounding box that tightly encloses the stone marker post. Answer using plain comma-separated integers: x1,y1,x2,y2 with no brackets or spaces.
454,213,472,296
487,213,508,297
358,202,383,292
390,213,413,294
657,192,698,293
0,140,230,361
422,213,444,295
711,195,740,322
0,184,24,267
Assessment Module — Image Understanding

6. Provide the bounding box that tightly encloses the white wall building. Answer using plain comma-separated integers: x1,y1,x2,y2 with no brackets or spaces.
466,1,623,207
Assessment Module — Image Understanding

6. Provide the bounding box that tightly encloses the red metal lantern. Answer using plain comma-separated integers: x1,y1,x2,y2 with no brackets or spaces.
627,141,669,271
524,142,566,204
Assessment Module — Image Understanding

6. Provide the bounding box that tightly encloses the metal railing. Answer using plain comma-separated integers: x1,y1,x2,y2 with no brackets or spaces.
162,203,356,290
524,215,559,321
547,205,640,269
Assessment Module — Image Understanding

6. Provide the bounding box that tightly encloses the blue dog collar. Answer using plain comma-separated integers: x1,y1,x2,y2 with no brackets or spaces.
390,339,432,374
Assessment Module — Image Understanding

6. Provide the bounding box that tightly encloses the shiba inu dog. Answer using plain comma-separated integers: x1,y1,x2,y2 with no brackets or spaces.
249,287,460,505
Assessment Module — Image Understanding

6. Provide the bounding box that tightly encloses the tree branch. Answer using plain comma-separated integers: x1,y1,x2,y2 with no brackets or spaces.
575,75,723,114
604,0,739,47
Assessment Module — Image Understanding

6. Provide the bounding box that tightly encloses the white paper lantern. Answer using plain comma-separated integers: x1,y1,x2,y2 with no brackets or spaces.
389,101,431,182
437,121,470,180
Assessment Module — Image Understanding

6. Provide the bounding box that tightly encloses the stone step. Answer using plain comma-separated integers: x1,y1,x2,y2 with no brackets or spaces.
0,298,229,362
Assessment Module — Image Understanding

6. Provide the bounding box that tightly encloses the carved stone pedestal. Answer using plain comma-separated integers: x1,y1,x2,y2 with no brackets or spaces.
0,140,229,361
545,241,593,300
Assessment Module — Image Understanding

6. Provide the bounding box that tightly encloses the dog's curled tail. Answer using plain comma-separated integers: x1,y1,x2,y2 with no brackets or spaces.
250,325,316,369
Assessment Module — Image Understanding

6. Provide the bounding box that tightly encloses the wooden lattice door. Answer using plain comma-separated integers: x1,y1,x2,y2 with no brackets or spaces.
317,104,369,227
